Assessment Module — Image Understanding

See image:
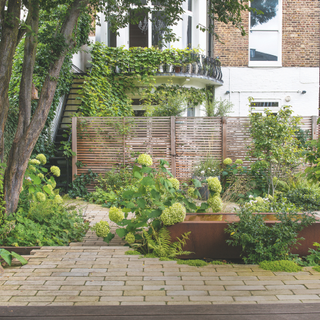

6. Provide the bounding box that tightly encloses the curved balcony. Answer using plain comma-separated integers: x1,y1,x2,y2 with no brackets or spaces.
156,54,223,85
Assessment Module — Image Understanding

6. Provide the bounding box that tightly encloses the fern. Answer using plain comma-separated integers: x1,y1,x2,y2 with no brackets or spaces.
143,227,191,259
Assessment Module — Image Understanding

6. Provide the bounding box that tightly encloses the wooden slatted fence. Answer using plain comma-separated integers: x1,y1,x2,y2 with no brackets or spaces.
72,116,319,181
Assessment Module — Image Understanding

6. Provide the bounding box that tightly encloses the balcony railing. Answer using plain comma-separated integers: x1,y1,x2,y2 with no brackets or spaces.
156,54,222,82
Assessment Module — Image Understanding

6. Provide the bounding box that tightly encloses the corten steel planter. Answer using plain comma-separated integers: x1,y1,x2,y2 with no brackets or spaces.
167,213,320,260
0,247,41,256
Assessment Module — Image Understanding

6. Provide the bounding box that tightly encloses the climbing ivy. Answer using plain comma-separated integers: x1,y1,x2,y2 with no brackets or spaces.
4,6,92,159
78,43,211,118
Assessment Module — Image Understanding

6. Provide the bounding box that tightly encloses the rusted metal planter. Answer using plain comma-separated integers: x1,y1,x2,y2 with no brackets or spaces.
167,213,320,260
0,247,41,256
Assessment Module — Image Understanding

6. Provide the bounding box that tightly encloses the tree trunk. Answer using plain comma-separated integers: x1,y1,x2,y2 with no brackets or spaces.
4,0,86,213
0,0,22,161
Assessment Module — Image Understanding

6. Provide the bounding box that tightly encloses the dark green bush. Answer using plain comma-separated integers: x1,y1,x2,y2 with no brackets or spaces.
226,206,316,264
1,200,89,246
68,169,97,198
283,187,320,211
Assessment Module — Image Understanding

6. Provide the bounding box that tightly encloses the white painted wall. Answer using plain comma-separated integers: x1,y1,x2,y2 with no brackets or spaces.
215,67,319,116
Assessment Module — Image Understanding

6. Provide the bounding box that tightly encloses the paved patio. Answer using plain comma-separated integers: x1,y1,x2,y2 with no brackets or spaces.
1,202,320,306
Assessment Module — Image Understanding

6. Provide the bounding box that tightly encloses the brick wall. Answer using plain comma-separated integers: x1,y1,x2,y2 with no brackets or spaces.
214,0,319,67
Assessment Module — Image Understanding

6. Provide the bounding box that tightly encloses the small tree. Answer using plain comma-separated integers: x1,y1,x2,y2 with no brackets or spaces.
248,106,303,196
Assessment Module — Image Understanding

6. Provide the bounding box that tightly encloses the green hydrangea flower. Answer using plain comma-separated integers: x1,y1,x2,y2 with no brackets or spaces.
54,195,63,204
47,179,56,189
28,165,36,172
235,159,243,165
109,207,124,223
37,173,44,179
168,177,180,190
161,203,186,226
91,221,110,238
29,159,41,165
137,154,153,166
46,184,53,192
255,196,264,205
223,158,233,165
125,232,135,244
187,187,196,198
36,154,47,165
207,177,222,194
207,195,223,213
50,166,60,177
36,192,46,202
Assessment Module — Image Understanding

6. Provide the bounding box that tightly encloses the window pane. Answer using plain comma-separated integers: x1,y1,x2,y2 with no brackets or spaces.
152,11,167,47
251,0,280,30
108,22,117,47
188,0,192,12
187,107,195,117
130,10,148,47
187,15,192,48
250,31,279,61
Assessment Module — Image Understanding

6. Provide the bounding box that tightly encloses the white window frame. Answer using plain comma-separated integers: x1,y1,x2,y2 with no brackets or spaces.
248,0,282,67
250,98,281,114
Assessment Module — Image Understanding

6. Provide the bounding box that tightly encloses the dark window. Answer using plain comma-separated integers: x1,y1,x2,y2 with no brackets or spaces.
130,10,148,48
188,0,192,12
152,11,167,47
187,16,192,48
108,22,117,47
251,102,279,107
134,110,146,117
187,106,195,117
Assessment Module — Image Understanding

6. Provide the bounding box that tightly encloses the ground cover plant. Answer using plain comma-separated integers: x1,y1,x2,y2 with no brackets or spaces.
259,260,302,272
0,155,89,246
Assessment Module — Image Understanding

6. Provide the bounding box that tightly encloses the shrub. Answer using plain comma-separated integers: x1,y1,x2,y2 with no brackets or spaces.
68,169,98,198
91,221,110,238
259,260,302,272
226,207,316,264
283,187,320,211
161,203,186,226
109,207,125,223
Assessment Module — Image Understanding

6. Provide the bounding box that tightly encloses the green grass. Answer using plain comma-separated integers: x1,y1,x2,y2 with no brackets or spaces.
259,260,302,272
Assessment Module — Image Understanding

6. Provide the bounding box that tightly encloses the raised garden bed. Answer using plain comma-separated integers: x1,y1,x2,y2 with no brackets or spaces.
167,213,320,260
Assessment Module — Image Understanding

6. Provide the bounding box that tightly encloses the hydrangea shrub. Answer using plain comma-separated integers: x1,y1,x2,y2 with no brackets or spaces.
109,207,125,223
161,203,186,226
92,221,110,238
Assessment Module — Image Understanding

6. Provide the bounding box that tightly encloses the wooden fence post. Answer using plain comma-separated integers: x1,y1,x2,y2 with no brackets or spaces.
222,117,227,161
311,116,318,140
171,116,176,177
71,117,77,181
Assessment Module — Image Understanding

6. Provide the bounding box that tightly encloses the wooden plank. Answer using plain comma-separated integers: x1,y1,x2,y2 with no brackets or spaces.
171,116,176,177
71,117,77,180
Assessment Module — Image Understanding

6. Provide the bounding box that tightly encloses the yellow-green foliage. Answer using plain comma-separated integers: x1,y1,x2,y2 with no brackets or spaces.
223,158,233,165
125,232,135,244
160,203,186,226
109,207,124,223
91,221,110,238
125,250,141,255
207,195,223,213
210,260,226,265
313,266,320,272
259,260,302,272
207,177,222,193
168,178,180,190
176,259,207,267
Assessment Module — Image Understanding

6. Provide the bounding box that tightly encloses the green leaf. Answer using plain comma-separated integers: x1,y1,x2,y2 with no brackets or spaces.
141,176,154,186
152,219,161,230
116,228,127,238
137,198,146,209
103,232,115,243
43,185,52,195
28,186,35,194
123,190,135,200
148,209,162,218
41,167,48,173
141,167,152,174
134,171,142,179
0,249,12,266
11,252,28,266
151,189,160,200
192,179,202,188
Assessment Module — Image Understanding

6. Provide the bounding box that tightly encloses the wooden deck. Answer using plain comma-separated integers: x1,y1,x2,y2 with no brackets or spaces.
1,304,320,319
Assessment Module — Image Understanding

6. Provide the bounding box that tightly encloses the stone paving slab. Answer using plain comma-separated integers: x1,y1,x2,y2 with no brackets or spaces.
2,246,320,306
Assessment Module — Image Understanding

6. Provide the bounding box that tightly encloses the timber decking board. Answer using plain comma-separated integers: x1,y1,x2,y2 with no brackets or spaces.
1,304,320,319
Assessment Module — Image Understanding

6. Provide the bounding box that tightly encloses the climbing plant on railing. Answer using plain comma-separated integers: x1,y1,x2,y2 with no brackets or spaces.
78,43,213,118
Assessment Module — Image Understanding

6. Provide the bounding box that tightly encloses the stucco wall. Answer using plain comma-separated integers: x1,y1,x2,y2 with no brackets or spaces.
214,67,319,116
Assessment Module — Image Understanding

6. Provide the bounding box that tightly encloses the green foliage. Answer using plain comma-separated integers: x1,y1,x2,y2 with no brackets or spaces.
259,260,302,272
226,207,316,264
297,242,320,267
248,106,304,196
202,98,234,117
207,177,223,213
1,200,88,247
304,137,320,183
0,249,28,267
125,250,141,255
68,170,98,198
176,259,207,267
193,156,220,178
313,266,320,272
210,260,226,265
5,7,91,159
142,227,191,259
91,221,110,238
283,186,320,211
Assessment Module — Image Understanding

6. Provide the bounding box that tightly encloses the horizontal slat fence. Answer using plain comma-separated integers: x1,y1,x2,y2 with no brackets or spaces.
72,116,319,182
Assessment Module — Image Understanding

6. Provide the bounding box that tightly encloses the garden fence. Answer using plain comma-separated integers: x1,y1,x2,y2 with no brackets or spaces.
71,116,319,182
